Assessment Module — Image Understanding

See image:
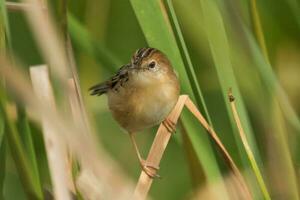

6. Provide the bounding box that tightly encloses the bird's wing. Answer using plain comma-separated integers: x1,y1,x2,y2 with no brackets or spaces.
89,64,131,96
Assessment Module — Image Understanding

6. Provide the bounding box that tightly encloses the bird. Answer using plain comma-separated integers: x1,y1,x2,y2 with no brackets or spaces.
89,47,180,178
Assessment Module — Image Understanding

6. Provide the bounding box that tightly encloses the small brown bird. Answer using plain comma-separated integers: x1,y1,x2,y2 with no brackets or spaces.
89,47,180,178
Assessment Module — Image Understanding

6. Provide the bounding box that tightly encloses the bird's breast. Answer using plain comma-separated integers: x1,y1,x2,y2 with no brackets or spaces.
107,79,179,133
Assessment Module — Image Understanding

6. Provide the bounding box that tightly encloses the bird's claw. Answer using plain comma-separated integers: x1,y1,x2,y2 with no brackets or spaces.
140,160,160,179
163,118,176,134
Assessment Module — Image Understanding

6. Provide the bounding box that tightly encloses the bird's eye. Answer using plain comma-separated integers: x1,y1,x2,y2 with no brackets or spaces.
148,61,156,68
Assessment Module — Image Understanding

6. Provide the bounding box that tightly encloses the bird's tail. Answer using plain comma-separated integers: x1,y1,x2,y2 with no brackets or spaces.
89,82,110,96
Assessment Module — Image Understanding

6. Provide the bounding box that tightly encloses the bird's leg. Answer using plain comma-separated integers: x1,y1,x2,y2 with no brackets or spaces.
129,133,160,178
162,117,176,134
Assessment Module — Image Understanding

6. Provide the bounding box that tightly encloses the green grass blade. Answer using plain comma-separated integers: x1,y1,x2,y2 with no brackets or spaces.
0,111,5,200
199,0,262,164
164,0,211,122
129,0,194,100
0,0,7,198
286,0,300,28
0,140,5,200
129,1,229,198
249,0,300,131
0,98,4,147
229,92,271,200
164,1,230,195
0,101,43,200
1,0,42,195
16,108,43,198
0,0,9,51
247,2,298,198
198,1,269,198
249,0,269,62
0,0,5,52
243,29,300,199
251,36,300,131
68,14,122,72
51,0,68,40
220,10,299,196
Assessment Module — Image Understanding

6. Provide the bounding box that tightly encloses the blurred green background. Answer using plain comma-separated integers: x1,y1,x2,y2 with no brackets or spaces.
1,0,300,199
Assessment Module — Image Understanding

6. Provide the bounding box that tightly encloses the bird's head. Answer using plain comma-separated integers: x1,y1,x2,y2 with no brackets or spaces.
130,47,175,79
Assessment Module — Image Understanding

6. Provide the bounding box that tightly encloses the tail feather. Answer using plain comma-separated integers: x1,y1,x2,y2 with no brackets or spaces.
89,82,110,96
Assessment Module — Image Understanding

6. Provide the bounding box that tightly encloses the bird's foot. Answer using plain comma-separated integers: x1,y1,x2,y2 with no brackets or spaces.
163,118,176,134
140,159,160,179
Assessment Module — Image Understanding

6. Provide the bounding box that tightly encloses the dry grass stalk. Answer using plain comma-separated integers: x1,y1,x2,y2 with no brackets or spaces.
133,95,188,200
1,59,135,199
6,2,46,11
30,65,72,200
7,0,88,132
16,0,92,137
66,35,92,136
66,78,86,194
191,172,246,200
3,0,136,195
228,89,271,200
21,0,70,81
184,97,252,200
228,89,255,156
67,79,83,132
134,95,252,200
10,0,131,195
